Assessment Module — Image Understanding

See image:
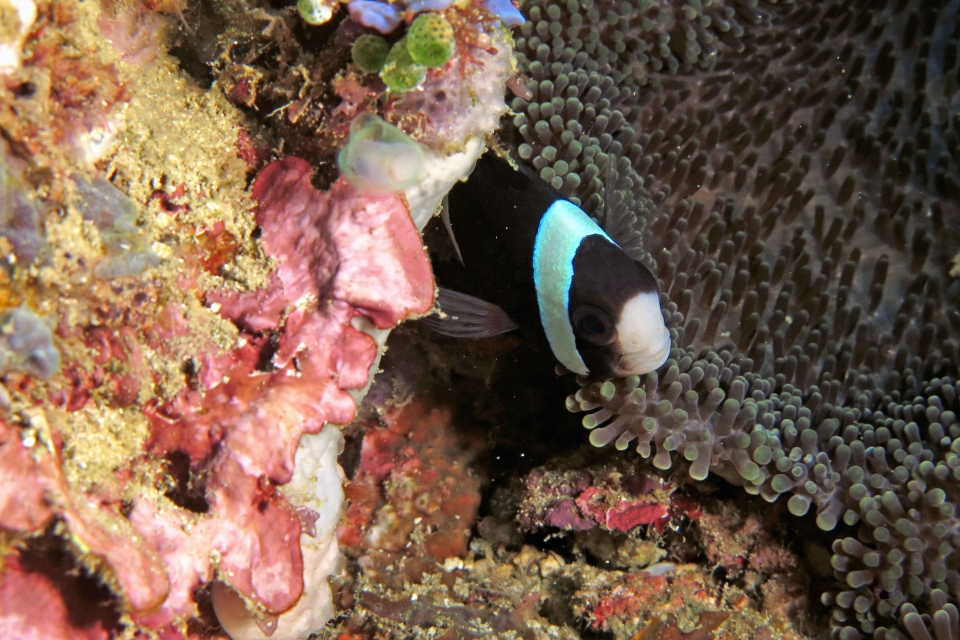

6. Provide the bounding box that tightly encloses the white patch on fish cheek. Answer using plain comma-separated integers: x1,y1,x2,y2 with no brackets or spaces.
613,292,672,375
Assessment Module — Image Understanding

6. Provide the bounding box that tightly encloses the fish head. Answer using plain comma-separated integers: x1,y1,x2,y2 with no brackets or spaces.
569,237,671,377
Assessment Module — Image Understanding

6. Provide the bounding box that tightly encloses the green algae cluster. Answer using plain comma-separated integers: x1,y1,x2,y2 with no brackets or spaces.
380,37,427,93
376,13,456,93
406,13,455,68
352,34,391,74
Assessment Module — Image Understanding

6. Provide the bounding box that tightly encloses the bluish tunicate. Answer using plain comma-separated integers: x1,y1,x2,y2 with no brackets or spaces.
347,0,401,34
0,307,60,380
407,0,455,12
483,0,525,26
93,250,162,279
73,177,159,280
74,176,139,233
0,159,45,265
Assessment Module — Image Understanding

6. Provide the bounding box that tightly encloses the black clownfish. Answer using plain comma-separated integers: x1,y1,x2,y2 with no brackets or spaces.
425,152,671,377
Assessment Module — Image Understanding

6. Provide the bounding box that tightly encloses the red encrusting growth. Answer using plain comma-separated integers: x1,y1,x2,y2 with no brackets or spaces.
0,556,111,640
339,398,482,580
0,155,435,635
520,466,673,534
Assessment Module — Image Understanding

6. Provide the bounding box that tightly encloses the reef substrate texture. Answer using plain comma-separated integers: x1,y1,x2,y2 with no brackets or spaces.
0,0,513,637
328,371,812,640
509,1,960,639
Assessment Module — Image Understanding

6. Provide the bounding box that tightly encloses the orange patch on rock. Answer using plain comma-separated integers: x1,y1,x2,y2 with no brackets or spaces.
339,398,481,581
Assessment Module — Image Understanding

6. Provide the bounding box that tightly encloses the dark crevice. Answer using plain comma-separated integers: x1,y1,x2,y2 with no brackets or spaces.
168,43,217,88
254,330,281,372
163,450,210,513
18,531,122,632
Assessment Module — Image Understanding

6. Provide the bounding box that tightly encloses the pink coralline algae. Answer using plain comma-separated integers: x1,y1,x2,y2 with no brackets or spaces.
519,466,672,534
211,157,434,332
696,503,799,581
0,555,110,640
0,412,171,615
136,157,434,625
566,491,810,640
0,155,434,635
580,571,713,635
577,559,807,640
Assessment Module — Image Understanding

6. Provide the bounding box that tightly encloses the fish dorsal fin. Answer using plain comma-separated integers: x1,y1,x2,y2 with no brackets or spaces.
439,195,465,266
420,288,519,338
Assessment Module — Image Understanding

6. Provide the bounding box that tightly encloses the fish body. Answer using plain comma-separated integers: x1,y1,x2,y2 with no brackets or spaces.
440,152,671,377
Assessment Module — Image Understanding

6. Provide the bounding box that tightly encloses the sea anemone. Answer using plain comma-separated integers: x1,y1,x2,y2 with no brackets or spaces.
509,1,960,638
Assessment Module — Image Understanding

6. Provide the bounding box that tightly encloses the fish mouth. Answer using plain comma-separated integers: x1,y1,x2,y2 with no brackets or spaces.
612,330,672,377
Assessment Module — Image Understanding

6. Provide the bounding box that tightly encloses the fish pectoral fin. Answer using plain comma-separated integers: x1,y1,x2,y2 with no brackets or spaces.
440,195,465,267
420,288,519,338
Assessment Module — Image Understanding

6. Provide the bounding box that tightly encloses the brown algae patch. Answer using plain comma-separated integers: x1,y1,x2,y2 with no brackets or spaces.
107,57,268,294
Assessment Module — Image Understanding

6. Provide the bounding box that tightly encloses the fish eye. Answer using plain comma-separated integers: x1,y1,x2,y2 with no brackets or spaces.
572,305,616,345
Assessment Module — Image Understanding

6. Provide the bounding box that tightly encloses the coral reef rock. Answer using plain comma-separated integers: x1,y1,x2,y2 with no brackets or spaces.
0,0,512,637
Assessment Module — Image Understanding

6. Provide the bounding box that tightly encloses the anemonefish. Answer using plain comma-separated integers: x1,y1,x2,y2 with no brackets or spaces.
425,152,672,377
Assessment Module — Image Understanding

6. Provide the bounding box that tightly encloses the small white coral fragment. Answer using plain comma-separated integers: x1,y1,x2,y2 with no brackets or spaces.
0,0,35,74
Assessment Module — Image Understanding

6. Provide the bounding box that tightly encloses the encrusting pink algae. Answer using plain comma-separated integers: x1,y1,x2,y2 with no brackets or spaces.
0,0,454,636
